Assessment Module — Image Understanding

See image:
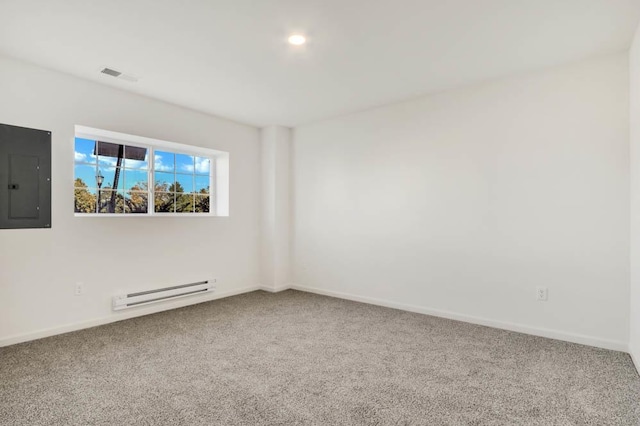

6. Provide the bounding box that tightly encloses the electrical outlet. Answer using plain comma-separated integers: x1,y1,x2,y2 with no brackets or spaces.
536,286,548,301
75,282,84,296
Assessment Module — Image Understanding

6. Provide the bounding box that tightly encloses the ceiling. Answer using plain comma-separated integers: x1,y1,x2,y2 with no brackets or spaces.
1,0,639,127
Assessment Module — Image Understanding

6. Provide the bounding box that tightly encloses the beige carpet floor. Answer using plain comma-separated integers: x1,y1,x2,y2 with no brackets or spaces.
1,290,638,425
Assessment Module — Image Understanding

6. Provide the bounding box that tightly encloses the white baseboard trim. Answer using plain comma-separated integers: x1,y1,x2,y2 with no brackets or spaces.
0,285,261,348
629,344,640,376
3,282,628,355
291,284,628,352
258,284,292,293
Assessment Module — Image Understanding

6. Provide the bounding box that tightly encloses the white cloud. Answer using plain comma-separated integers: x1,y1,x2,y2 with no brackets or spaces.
195,157,210,174
98,157,119,168
125,159,148,169
154,154,173,172
125,151,149,170
181,157,210,174
74,151,87,162
181,162,194,173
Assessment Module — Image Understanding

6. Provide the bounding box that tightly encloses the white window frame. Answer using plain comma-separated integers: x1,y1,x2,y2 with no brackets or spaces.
74,125,230,217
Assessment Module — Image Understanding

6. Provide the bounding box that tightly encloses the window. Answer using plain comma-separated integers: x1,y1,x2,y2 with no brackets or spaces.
153,151,211,213
74,139,151,214
73,126,228,216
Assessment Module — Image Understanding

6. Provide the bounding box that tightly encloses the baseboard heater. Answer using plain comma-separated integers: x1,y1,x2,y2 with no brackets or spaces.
112,280,216,311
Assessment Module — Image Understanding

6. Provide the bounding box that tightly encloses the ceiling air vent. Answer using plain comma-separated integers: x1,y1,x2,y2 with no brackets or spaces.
101,67,122,77
100,67,138,82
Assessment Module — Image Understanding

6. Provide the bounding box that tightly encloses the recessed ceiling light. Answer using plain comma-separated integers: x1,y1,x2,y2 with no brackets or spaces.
288,34,306,46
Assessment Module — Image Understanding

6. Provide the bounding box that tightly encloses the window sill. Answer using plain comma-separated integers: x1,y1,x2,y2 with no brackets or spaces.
74,213,224,218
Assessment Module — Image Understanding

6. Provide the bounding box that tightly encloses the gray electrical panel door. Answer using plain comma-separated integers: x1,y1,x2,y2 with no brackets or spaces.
0,124,52,229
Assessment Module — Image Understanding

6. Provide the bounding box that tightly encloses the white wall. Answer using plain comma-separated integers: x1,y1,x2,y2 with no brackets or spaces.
260,125,292,291
630,25,640,366
0,55,261,345
292,53,630,350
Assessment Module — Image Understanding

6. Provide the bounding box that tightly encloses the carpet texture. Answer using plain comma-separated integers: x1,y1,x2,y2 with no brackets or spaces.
1,290,638,425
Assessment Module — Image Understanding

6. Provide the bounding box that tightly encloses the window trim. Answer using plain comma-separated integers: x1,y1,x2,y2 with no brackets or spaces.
74,125,229,217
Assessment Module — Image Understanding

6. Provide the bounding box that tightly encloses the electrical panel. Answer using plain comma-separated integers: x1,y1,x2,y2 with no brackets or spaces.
0,123,51,229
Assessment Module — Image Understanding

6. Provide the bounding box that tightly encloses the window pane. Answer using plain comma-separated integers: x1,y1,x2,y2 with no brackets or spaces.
126,191,148,214
154,192,175,213
195,175,210,194
195,195,210,213
194,157,210,175
155,151,175,172
124,169,148,191
74,130,218,217
98,190,124,213
154,171,174,192
176,193,194,213
74,187,97,213
74,164,97,188
175,174,194,193
74,138,96,164
176,153,194,174
98,167,122,190
97,142,124,168
124,146,149,169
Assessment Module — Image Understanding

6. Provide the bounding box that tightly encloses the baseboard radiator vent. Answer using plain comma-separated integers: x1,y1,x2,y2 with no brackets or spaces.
112,280,216,311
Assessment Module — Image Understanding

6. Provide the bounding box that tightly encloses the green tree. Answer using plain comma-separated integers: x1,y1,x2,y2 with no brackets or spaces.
98,189,125,213
94,181,123,213
74,178,96,213
195,187,210,213
169,182,184,193
152,182,211,213
153,181,174,213
174,181,194,213
127,182,148,213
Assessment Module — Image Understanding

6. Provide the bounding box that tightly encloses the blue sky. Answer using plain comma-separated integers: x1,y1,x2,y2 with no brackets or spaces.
75,138,210,193
154,151,210,175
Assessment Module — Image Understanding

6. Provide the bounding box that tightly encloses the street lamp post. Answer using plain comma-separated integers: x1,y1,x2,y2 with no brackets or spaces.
96,170,104,213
